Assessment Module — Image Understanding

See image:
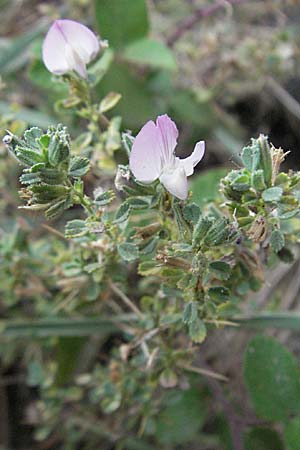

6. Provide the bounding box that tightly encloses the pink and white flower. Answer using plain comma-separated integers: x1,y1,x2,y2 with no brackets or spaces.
42,19,100,79
129,114,205,200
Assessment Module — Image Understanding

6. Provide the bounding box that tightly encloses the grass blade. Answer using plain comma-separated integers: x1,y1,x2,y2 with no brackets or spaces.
0,315,137,338
231,312,300,330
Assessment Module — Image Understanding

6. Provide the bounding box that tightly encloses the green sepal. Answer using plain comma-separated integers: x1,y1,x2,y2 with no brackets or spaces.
117,242,139,261
65,219,88,238
270,229,285,253
68,156,90,178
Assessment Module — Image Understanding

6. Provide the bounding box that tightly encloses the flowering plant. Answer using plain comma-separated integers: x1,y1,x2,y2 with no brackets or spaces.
2,10,300,450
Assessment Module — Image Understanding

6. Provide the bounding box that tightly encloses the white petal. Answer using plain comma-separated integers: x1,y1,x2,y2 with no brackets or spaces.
159,167,188,200
156,114,178,165
129,121,163,183
42,19,99,77
65,43,87,78
55,19,100,64
178,140,205,176
42,22,70,75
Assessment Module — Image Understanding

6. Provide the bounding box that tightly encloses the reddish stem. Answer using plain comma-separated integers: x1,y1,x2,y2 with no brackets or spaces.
167,0,249,47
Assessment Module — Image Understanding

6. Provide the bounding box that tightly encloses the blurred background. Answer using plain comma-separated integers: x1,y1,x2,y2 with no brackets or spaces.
1,0,300,449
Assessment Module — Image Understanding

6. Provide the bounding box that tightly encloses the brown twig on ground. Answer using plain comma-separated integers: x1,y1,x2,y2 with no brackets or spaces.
167,0,249,47
109,281,144,319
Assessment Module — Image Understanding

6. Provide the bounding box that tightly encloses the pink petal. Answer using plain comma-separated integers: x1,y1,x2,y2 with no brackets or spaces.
54,20,100,63
129,121,163,183
156,114,178,165
42,22,70,75
159,167,188,200
178,141,205,176
42,19,99,77
65,42,87,78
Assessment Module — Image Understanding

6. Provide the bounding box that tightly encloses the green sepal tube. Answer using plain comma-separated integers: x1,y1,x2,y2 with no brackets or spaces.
251,169,266,191
258,134,272,187
192,217,213,250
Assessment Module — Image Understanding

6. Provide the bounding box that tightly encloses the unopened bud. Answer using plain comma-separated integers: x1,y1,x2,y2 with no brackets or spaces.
3,134,12,145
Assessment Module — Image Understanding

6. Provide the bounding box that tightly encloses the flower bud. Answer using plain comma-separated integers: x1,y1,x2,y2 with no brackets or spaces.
42,19,100,78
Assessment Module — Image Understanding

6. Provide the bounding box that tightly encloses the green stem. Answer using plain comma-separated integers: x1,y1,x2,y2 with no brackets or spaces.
79,194,94,216
171,197,192,241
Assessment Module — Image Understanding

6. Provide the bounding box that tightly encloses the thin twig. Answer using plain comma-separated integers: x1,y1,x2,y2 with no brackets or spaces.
167,0,249,47
52,289,79,314
205,319,240,327
267,76,300,121
109,281,144,319
178,362,228,382
42,223,67,240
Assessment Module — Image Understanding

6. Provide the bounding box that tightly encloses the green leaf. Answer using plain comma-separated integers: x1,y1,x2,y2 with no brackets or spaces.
127,197,150,210
124,38,177,70
241,141,261,171
138,261,160,276
270,229,285,253
155,387,206,444
182,203,201,225
28,57,67,92
244,428,284,450
159,368,178,388
39,167,66,185
19,172,42,185
208,286,230,303
117,242,139,262
262,186,283,202
203,218,230,246
113,201,131,223
68,156,90,177
251,169,266,190
94,189,115,206
48,134,70,166
192,216,213,249
97,62,158,128
95,0,149,49
99,91,122,113
0,24,45,75
244,335,300,421
284,418,300,450
24,127,43,150
183,302,198,325
188,318,207,343
65,220,88,238
278,208,300,220
31,184,70,203
209,261,231,281
45,197,70,220
15,146,45,166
